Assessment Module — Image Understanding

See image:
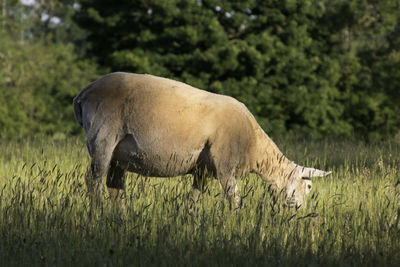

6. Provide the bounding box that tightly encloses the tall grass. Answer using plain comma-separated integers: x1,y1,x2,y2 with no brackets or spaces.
0,137,399,266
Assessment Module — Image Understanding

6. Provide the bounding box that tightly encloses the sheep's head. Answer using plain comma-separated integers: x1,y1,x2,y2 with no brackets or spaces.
285,166,331,208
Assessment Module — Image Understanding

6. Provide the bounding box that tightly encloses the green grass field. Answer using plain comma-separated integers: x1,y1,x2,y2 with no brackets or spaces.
0,137,399,266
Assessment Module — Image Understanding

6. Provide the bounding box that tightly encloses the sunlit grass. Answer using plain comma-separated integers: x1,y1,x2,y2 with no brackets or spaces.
0,137,399,266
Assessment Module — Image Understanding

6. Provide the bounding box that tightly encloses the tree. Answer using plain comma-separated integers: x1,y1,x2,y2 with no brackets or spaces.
333,0,400,140
0,1,99,139
71,0,400,140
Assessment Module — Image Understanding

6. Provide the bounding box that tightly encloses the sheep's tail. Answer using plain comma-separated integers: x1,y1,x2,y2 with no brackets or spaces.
73,96,83,127
73,81,95,127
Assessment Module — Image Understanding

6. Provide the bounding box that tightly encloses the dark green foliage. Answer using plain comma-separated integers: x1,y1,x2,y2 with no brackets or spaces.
75,0,400,140
1,0,400,139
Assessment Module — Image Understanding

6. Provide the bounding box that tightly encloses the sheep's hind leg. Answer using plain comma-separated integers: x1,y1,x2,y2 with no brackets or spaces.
191,172,208,203
85,131,118,208
106,161,126,209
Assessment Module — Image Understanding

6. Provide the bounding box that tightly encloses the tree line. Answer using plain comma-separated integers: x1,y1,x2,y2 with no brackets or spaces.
1,0,400,141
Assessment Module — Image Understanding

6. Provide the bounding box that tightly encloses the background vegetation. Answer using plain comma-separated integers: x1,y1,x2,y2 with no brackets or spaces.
1,0,400,140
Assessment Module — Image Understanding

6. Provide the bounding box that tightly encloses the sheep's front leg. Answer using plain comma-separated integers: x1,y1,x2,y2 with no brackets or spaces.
220,176,242,209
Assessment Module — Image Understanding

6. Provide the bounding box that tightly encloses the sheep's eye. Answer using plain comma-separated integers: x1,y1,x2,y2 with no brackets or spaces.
307,185,312,190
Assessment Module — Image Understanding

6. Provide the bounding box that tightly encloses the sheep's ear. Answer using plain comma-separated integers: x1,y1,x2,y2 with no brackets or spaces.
296,165,332,178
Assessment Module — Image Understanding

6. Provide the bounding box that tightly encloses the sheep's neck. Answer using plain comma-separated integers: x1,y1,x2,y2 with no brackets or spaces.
251,131,296,191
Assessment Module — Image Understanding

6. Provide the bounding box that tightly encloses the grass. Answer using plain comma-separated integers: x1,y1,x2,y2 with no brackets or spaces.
0,137,400,266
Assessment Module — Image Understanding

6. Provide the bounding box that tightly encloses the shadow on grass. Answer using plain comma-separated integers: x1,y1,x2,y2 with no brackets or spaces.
1,206,397,267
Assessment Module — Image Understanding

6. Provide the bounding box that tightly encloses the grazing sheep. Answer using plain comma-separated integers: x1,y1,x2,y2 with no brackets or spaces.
73,72,331,208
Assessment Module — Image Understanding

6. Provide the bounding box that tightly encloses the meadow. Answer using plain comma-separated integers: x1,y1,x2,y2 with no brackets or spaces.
0,137,399,266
